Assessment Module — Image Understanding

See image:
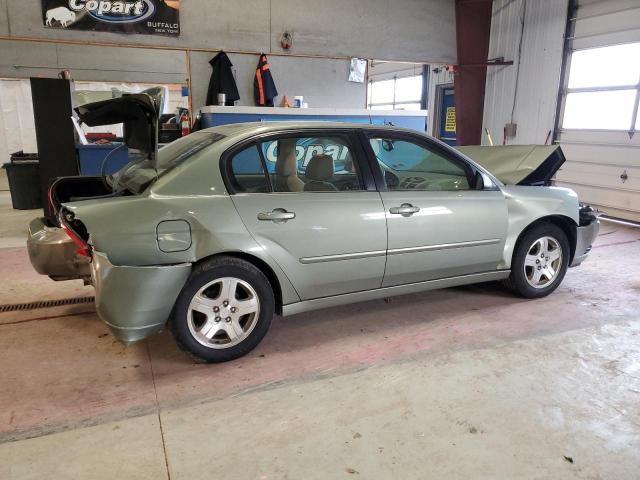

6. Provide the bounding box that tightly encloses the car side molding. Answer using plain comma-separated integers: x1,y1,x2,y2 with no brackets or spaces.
282,270,510,316
387,238,502,256
299,239,503,264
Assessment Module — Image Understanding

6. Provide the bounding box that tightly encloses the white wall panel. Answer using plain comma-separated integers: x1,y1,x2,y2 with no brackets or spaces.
0,79,38,165
482,0,568,146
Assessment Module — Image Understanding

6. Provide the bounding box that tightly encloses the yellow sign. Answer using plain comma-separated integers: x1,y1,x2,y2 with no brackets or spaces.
445,107,456,132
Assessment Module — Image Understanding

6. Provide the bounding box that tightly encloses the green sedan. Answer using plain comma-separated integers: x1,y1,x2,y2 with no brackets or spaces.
28,95,599,362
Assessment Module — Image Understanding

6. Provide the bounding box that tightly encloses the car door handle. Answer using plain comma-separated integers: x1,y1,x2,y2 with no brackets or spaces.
389,204,420,217
257,209,296,223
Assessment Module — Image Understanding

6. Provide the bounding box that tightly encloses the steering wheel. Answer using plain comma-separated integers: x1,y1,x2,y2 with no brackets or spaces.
385,171,400,189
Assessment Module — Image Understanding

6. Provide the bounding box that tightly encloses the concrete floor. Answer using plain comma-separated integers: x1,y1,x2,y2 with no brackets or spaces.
1,188,639,479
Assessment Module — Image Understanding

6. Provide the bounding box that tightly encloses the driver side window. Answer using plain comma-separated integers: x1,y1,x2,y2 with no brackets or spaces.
369,137,471,191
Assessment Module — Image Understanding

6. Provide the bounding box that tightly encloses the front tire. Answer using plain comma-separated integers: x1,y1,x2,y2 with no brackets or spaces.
170,256,275,363
505,223,570,299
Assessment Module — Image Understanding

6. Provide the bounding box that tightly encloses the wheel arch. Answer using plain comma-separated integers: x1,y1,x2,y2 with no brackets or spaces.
193,251,285,315
513,215,577,265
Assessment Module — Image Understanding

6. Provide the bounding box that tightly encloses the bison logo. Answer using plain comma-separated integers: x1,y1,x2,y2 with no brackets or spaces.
45,7,77,27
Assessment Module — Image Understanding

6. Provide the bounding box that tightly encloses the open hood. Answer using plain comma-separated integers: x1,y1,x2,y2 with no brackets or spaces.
456,145,566,186
75,87,163,161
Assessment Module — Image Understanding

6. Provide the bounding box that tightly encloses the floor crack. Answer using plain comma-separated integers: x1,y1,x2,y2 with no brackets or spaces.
147,341,171,480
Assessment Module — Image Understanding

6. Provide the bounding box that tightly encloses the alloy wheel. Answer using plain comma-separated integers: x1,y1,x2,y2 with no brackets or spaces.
523,236,563,289
187,277,260,348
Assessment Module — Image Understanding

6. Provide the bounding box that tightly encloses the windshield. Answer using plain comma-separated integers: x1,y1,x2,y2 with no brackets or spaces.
109,131,226,194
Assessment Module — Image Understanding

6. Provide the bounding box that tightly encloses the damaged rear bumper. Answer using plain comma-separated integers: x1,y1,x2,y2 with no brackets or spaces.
570,219,600,267
91,251,191,344
27,217,91,281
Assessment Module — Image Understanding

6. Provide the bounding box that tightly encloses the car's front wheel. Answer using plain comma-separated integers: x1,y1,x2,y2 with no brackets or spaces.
505,223,570,298
171,256,275,363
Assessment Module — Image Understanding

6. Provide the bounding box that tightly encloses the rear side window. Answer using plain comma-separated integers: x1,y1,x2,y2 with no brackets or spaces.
229,145,270,193
260,136,364,192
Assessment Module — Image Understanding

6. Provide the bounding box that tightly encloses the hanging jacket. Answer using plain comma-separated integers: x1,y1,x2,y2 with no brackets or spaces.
206,51,240,106
254,54,278,107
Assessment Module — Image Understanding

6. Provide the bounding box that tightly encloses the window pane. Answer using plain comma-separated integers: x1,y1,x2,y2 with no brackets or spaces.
562,90,636,130
370,104,392,110
370,79,394,104
395,103,422,111
568,43,640,88
230,145,269,193
395,75,423,102
369,138,470,191
261,137,362,192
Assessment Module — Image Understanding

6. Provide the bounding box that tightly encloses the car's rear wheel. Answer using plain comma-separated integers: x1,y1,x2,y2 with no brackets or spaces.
505,223,570,298
170,256,274,363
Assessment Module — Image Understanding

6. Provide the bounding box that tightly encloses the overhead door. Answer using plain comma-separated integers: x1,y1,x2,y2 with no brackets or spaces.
555,0,640,222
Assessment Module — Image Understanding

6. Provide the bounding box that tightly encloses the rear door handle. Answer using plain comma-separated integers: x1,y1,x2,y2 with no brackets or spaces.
389,203,420,217
257,208,296,223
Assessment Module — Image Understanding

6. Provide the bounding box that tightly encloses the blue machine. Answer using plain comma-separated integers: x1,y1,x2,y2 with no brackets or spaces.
200,107,428,133
77,144,131,176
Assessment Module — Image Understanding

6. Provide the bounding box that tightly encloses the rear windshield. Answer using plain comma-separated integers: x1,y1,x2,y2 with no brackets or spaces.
111,131,225,194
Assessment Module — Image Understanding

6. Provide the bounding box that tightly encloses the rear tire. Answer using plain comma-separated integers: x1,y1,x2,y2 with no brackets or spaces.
505,223,570,299
170,256,274,363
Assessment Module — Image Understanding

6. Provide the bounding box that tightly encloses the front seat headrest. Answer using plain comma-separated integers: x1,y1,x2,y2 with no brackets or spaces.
275,139,298,177
305,154,334,181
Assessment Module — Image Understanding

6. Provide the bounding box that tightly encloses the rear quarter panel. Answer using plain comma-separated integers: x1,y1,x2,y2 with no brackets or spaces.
63,145,301,305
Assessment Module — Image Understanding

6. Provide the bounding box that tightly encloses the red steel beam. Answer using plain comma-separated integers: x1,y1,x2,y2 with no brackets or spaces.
454,0,493,145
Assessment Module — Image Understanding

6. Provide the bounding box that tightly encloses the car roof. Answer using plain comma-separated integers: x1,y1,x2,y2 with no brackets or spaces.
197,121,422,139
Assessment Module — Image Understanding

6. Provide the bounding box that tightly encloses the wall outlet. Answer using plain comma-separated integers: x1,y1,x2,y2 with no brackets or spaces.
504,122,517,138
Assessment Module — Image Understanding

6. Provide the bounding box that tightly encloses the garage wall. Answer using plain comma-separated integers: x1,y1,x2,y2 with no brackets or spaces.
482,0,568,145
0,39,188,84
1,0,456,62
189,52,367,111
0,0,456,111
554,0,640,222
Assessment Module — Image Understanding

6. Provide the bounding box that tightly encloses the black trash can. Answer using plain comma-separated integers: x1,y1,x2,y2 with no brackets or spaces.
2,151,42,210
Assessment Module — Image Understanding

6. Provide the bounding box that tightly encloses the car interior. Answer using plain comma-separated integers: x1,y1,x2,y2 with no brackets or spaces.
228,133,485,194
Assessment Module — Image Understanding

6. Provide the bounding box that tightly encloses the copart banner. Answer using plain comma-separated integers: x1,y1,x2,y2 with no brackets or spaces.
42,0,180,36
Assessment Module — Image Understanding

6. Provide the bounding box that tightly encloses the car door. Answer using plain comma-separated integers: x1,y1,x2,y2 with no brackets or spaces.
226,130,387,300
363,131,508,287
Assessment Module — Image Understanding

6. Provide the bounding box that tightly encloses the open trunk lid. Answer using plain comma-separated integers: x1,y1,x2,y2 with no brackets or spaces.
44,88,164,218
456,145,566,186
74,87,163,161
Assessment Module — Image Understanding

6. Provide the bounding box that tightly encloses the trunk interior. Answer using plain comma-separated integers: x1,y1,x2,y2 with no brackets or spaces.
46,176,112,227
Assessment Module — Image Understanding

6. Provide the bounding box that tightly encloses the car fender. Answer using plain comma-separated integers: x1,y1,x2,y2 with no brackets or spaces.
499,185,579,269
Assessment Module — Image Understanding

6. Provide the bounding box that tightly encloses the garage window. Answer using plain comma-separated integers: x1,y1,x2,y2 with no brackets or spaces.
562,42,640,131
367,75,423,111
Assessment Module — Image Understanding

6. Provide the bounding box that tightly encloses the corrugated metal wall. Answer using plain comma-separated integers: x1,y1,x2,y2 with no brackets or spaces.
555,0,640,222
482,0,568,145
